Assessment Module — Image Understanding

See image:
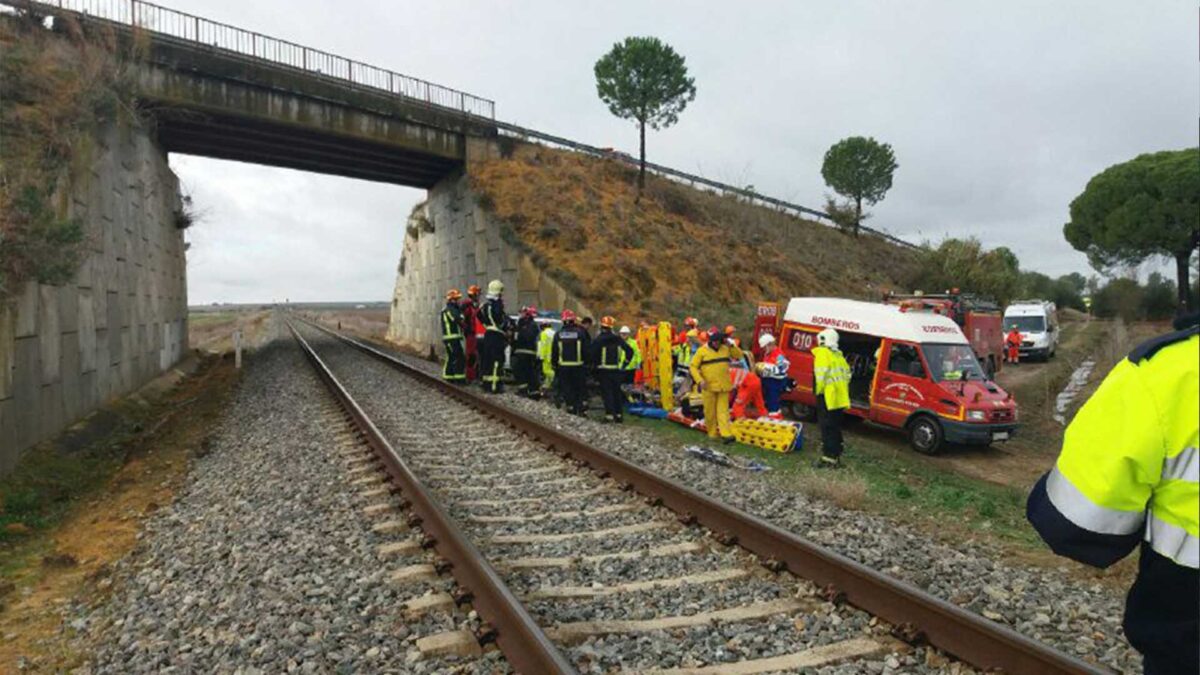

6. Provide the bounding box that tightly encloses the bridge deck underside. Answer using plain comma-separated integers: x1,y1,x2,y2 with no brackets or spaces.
155,109,460,187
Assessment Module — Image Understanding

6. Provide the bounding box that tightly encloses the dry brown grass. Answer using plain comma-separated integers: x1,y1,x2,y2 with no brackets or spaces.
0,13,138,299
788,469,870,511
469,144,917,325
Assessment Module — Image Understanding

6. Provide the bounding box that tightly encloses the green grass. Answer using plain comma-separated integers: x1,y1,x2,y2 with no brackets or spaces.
623,414,1040,549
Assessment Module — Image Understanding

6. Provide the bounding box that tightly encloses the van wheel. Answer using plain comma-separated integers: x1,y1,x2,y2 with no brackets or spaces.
908,416,944,455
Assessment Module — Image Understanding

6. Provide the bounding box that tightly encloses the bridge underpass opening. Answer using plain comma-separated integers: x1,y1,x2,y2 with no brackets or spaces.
171,155,426,308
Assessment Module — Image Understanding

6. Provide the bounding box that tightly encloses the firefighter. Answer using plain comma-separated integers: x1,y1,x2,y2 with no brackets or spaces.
812,328,851,468
537,320,556,397
1027,314,1197,675
592,316,634,422
478,280,510,394
511,306,541,397
1005,326,1022,364
461,284,483,381
552,310,588,415
675,316,699,346
690,326,744,444
757,333,790,419
619,325,642,386
440,289,466,382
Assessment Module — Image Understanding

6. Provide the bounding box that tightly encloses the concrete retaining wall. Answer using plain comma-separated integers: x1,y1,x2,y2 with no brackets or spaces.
388,171,591,352
0,121,187,473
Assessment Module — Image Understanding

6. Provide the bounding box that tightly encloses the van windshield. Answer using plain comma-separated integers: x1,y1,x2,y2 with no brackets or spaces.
1005,315,1045,332
923,344,985,382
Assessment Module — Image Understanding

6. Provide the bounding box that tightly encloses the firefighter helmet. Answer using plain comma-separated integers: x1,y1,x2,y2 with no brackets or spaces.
487,279,504,295
445,289,462,301
561,309,577,323
600,315,616,329
467,284,481,297
817,328,839,349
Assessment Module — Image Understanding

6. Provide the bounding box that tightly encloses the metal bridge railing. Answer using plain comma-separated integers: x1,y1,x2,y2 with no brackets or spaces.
19,0,495,119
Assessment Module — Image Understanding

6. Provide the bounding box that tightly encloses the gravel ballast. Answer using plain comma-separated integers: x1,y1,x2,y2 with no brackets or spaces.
82,330,508,674
300,326,954,673
337,327,1138,674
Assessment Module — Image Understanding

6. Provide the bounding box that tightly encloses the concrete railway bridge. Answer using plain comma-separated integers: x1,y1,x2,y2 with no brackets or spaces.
0,0,857,469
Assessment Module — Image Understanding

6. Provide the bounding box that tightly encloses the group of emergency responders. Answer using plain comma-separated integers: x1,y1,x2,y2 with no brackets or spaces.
440,283,1197,672
438,281,854,467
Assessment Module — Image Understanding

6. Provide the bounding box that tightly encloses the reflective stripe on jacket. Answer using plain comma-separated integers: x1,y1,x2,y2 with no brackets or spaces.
552,325,587,367
812,345,850,410
689,343,744,393
480,298,507,333
621,338,642,371
1029,328,1199,569
440,304,464,341
592,331,633,370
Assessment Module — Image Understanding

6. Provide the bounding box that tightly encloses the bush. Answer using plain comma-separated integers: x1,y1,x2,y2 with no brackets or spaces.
0,13,135,300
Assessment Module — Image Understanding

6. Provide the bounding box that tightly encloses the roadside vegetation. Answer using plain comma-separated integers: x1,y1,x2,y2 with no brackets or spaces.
469,143,917,325
0,11,140,301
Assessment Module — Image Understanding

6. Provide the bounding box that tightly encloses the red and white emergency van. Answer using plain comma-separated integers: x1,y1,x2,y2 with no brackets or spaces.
758,297,1019,454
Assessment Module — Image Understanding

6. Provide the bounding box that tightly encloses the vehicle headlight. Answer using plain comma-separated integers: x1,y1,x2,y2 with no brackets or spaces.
967,410,987,422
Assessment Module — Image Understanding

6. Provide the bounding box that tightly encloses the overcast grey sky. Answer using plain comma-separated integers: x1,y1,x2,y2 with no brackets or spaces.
176,0,1198,305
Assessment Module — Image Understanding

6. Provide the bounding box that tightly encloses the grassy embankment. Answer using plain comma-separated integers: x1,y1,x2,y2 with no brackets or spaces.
469,144,918,326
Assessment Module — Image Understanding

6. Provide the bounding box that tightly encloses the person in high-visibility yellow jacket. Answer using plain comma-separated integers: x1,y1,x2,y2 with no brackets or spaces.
1027,315,1198,675
811,328,851,467
618,325,642,385
537,323,555,392
690,327,744,444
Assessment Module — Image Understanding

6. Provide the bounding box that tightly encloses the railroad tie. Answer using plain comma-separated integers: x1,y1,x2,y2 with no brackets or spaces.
633,637,895,675
377,540,422,559
414,629,482,659
489,521,669,545
468,503,640,524
456,486,611,508
389,564,438,584
527,568,751,599
496,542,706,570
545,598,814,644
401,592,456,620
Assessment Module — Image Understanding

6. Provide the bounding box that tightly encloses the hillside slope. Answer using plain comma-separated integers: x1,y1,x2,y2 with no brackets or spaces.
469,144,917,325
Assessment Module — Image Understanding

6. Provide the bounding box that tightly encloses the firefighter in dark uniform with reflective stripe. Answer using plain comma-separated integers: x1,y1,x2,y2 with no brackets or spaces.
1027,313,1198,675
439,289,466,382
511,306,542,398
591,316,634,423
552,310,588,415
478,279,510,394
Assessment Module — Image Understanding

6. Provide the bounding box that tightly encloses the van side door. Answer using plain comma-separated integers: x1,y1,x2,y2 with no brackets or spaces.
872,340,930,427
779,323,819,405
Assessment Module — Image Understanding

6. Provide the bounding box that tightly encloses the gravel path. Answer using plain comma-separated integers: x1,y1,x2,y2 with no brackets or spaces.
301,325,953,674
81,326,509,674
354,329,1138,674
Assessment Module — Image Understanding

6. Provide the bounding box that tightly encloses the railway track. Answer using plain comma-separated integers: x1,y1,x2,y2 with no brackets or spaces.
286,317,1103,674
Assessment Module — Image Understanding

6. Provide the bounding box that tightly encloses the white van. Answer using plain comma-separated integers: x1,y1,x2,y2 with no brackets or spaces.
1003,300,1058,361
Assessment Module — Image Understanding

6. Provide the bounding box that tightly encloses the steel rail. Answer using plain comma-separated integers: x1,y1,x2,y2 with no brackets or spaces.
285,321,575,675
301,318,1105,675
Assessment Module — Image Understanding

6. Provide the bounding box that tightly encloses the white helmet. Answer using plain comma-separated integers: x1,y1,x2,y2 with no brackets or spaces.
486,279,504,295
758,333,776,348
618,325,631,336
817,328,839,349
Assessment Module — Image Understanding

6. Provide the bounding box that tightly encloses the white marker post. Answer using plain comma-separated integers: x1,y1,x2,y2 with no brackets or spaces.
233,327,243,369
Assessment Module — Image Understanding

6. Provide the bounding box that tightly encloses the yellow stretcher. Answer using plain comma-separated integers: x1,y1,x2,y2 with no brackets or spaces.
636,322,675,410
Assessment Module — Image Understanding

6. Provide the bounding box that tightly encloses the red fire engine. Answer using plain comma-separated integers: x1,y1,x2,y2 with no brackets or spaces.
882,290,1004,377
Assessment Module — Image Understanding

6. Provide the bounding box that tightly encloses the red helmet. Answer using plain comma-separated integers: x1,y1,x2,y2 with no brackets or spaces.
708,326,721,339
561,309,577,322
684,316,698,328
521,305,538,318
467,284,481,297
